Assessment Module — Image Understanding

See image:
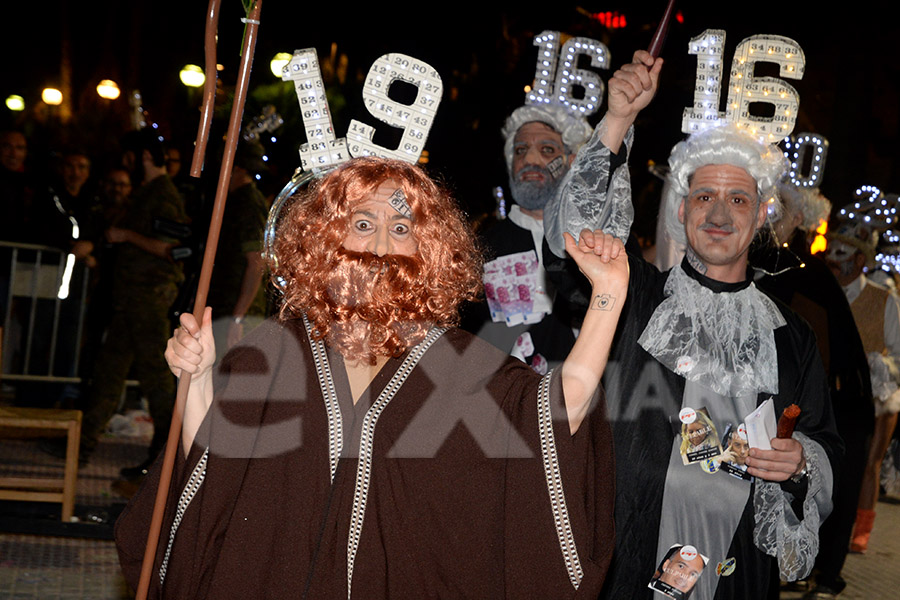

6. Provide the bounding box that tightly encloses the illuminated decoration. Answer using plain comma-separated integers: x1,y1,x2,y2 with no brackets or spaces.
528,32,559,105
783,133,828,188
41,87,63,106
346,53,442,163
494,186,507,220
179,64,206,88
682,30,804,143
556,36,609,114
810,219,828,254
278,48,444,173
526,31,610,118
834,190,900,270
876,247,900,273
726,35,804,142
838,185,898,228
5,95,24,111
682,30,727,133
96,79,121,100
243,104,284,142
875,195,900,272
282,48,349,171
129,90,148,130
576,7,627,28
590,11,627,29
270,52,292,78
884,197,900,243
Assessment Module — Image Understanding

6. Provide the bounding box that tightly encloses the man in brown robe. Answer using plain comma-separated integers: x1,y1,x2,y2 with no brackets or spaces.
116,156,626,598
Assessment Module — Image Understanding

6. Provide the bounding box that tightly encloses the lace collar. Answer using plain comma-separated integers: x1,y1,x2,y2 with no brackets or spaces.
637,259,786,397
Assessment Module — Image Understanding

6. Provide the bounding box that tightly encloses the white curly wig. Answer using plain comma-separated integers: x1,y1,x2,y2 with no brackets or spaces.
501,105,593,173
776,179,832,231
663,124,788,245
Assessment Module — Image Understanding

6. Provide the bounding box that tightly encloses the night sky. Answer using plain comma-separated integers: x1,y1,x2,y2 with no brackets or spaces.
4,1,899,231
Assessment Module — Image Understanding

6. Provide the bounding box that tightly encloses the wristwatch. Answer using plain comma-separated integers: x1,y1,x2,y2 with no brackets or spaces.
789,460,808,484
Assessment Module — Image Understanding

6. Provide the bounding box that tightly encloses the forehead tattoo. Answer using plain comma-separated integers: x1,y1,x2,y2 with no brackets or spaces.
388,188,412,219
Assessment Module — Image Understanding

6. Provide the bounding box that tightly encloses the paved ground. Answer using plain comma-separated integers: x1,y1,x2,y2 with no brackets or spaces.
781,494,900,600
1,410,148,599
1,425,899,599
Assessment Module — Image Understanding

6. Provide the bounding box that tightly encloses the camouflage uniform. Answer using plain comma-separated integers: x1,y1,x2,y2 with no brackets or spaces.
207,182,269,351
80,174,188,459
207,182,268,320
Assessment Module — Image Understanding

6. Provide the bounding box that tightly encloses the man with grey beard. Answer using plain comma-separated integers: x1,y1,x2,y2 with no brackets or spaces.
462,105,591,372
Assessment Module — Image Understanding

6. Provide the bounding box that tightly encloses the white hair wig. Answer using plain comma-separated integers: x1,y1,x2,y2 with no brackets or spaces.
501,105,592,173
776,179,832,231
663,124,788,245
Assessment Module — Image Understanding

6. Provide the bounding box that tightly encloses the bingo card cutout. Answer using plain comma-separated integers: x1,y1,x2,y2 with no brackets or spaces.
281,48,442,172
682,29,805,143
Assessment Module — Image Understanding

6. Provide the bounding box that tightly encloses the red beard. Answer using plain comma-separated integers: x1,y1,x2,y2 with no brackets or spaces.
312,248,434,364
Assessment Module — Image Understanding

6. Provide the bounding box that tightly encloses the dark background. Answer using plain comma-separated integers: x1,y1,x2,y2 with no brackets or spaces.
3,1,898,237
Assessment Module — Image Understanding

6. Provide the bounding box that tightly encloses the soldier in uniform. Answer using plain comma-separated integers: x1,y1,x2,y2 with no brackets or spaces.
75,130,189,475
207,140,270,354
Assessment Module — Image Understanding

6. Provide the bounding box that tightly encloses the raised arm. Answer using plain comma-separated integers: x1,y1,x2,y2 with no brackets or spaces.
602,50,663,153
543,50,662,259
164,307,216,453
560,229,629,434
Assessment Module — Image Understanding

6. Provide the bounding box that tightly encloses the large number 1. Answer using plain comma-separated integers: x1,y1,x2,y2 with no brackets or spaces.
281,48,348,171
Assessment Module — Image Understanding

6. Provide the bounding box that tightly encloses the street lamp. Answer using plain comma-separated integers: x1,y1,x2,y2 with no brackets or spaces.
5,95,25,111
96,79,121,100
270,52,292,78
179,64,206,88
42,87,63,105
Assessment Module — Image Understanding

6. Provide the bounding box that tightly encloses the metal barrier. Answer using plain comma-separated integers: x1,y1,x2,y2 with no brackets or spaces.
1,241,89,383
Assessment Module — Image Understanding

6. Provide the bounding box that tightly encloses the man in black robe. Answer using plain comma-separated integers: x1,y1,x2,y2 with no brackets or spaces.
755,183,873,599
116,156,627,598
543,50,841,599
461,105,591,373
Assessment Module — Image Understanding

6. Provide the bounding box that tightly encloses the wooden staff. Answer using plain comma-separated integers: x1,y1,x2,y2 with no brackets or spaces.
190,0,223,178
648,0,677,58
134,1,263,597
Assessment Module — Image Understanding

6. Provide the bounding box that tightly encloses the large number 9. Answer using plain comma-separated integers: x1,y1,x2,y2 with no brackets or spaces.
346,53,442,162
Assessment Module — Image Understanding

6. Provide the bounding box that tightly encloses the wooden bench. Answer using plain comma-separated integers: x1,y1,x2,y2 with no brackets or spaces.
0,406,82,521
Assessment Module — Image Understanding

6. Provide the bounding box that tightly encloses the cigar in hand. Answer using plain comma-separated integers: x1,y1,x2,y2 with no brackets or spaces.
777,404,801,438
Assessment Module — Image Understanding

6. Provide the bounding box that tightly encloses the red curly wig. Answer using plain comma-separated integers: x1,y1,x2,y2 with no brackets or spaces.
271,157,483,363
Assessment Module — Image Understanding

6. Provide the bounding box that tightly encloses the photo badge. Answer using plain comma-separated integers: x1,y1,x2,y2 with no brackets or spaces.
717,423,753,481
678,407,723,466
648,544,709,599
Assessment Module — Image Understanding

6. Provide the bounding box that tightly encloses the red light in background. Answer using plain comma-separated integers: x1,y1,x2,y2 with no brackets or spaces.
587,11,628,29
676,10,684,24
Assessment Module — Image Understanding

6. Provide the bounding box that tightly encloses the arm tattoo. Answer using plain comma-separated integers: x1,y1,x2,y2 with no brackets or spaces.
591,293,616,311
